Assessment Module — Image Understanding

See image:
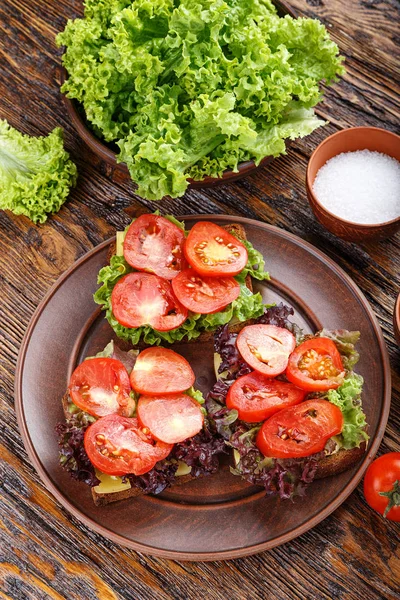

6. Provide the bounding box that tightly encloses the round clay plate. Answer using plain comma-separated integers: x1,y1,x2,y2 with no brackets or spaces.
15,215,391,560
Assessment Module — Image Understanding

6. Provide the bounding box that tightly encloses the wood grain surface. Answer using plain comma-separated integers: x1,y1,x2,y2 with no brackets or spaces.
0,0,399,599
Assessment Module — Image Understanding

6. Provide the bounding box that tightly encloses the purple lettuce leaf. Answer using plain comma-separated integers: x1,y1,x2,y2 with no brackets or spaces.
229,423,321,500
171,424,227,477
254,303,305,344
55,412,100,487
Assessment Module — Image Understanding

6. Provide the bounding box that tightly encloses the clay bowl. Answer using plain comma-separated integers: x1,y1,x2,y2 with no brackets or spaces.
60,0,295,190
394,292,400,346
306,127,400,243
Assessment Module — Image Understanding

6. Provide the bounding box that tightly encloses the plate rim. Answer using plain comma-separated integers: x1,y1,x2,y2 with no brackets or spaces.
15,214,392,560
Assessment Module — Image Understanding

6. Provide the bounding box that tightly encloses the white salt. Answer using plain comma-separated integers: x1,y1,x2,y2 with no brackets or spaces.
312,150,400,224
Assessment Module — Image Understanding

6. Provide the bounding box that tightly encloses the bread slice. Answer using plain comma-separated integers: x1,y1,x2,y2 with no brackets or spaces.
315,444,366,479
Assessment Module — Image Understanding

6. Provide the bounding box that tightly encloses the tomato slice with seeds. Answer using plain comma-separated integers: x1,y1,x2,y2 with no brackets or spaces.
256,399,344,458
171,269,240,314
184,222,248,277
236,325,296,377
130,347,195,395
111,272,188,331
123,214,186,279
137,394,204,444
226,371,307,423
286,338,345,392
84,415,173,476
69,358,134,418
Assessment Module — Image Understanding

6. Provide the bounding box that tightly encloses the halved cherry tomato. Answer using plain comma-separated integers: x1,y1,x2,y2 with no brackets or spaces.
184,222,248,277
84,415,173,476
286,338,345,392
171,269,240,314
123,214,186,279
130,347,195,395
111,272,188,331
236,325,296,377
226,371,306,423
256,399,344,458
364,453,400,521
137,394,204,444
69,358,134,418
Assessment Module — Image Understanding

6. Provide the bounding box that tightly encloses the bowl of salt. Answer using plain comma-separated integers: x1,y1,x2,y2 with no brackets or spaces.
306,127,400,242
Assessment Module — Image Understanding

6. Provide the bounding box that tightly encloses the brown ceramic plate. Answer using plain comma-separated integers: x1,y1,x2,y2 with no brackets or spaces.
15,216,391,560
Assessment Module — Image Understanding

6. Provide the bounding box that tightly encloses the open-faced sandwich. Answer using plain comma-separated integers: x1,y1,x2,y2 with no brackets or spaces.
57,214,369,505
207,303,369,499
56,341,225,505
94,213,270,346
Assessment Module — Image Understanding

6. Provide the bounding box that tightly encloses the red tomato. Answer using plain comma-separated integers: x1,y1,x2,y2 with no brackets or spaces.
171,269,240,314
84,415,173,476
184,222,248,277
286,338,345,392
226,371,307,423
130,347,195,395
69,358,134,418
123,214,186,279
364,453,400,521
256,399,344,458
137,394,204,444
236,325,296,377
111,272,188,331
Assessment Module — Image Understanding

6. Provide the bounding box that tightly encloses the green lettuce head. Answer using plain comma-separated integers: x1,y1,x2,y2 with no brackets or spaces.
57,0,344,200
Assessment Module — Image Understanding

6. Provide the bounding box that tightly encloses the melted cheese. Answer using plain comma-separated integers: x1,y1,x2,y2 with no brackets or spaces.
176,461,192,477
93,470,131,495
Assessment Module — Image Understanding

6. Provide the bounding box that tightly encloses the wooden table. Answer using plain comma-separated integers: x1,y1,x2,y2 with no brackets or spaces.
1,1,399,598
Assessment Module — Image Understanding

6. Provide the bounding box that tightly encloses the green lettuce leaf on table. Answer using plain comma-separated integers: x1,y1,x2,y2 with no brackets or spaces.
57,0,344,200
0,120,77,223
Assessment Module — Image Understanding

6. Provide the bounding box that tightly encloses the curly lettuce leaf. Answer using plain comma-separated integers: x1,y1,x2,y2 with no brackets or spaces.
57,0,344,200
325,373,368,449
317,329,360,371
0,120,77,223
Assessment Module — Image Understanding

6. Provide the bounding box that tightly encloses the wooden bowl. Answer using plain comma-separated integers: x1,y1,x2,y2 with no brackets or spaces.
394,292,400,346
60,0,295,190
306,127,400,242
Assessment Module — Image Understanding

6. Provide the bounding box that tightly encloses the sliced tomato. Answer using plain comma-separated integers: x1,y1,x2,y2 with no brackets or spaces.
137,394,204,444
130,347,195,395
111,272,188,331
123,214,186,279
226,371,306,423
286,337,345,392
171,269,240,314
84,415,173,476
236,325,296,377
256,399,344,458
69,358,134,418
184,222,248,277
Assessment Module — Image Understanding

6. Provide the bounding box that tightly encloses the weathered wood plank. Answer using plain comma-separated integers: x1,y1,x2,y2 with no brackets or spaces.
0,0,399,598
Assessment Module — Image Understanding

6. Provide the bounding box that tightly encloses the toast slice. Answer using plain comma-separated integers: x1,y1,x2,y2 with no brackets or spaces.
314,444,366,479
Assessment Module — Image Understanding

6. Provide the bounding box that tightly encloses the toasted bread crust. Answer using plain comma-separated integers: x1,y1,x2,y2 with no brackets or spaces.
314,444,366,479
92,473,196,506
